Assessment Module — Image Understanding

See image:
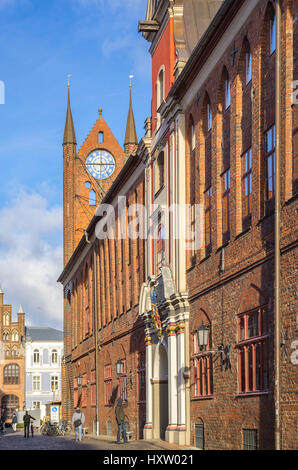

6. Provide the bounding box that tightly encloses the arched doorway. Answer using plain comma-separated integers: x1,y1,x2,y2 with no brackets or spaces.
153,342,168,440
1,394,19,421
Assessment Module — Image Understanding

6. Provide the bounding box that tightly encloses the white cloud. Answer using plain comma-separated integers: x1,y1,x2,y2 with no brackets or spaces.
0,190,63,330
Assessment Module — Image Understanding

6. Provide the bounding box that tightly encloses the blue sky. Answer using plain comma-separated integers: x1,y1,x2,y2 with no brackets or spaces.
0,0,151,329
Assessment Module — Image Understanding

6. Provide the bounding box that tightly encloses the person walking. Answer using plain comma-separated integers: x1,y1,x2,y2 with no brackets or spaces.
71,408,85,442
1,411,6,434
115,398,128,444
23,411,35,438
12,412,17,432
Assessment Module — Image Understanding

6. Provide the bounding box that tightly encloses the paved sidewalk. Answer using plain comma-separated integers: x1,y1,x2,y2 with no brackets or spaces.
0,429,179,451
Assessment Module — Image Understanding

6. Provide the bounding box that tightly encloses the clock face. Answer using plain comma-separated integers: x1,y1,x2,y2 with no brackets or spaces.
85,150,115,180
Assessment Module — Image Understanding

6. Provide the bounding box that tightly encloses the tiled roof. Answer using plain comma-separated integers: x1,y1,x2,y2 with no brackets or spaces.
25,327,63,342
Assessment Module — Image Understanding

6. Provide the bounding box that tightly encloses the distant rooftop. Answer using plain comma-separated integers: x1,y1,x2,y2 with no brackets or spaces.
25,327,63,342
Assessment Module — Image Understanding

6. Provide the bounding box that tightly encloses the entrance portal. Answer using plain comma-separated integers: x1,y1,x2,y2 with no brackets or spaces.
153,342,168,440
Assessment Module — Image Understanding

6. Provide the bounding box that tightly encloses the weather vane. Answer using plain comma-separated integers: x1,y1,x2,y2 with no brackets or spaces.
129,74,134,88
67,73,72,88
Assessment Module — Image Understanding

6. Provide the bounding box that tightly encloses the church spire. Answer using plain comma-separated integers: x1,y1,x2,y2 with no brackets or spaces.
124,80,138,154
63,85,77,146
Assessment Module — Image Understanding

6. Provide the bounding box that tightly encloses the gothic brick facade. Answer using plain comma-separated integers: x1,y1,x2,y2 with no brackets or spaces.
0,290,25,421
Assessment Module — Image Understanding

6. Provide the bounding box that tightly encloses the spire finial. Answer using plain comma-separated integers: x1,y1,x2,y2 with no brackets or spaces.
98,108,103,118
124,76,138,154
67,73,71,88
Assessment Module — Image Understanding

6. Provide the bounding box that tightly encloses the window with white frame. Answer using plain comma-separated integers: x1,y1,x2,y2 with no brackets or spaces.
33,349,40,364
51,350,58,364
51,376,59,391
33,375,41,391
32,401,41,410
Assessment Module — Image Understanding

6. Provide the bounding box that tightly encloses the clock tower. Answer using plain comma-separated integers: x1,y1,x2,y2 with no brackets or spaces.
62,87,128,266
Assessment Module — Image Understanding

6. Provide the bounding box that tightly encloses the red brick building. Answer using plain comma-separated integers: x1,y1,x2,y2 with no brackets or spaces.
59,86,150,439
0,287,25,421
170,0,298,450
137,0,297,450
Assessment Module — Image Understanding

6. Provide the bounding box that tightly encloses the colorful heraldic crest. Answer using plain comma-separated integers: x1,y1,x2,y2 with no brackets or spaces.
150,289,162,337
86,150,116,180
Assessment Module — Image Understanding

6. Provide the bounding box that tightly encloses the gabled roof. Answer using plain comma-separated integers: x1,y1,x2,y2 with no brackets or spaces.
25,327,63,342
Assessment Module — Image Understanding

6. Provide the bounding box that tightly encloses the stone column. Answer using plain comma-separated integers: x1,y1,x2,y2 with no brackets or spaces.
143,333,153,440
165,324,178,443
176,322,187,445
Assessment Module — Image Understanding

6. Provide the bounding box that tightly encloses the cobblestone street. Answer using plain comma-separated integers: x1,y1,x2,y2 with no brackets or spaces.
0,429,168,451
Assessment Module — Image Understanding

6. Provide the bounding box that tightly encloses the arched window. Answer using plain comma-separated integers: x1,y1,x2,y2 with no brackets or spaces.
270,9,276,54
4,364,20,385
51,350,58,364
246,47,252,84
33,349,40,364
155,151,165,194
84,265,90,335
3,313,9,326
157,68,164,108
89,189,96,206
201,93,213,256
225,75,231,109
98,131,104,143
3,331,9,341
11,330,19,342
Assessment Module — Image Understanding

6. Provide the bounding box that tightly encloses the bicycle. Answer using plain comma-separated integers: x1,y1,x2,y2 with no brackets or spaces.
39,422,59,436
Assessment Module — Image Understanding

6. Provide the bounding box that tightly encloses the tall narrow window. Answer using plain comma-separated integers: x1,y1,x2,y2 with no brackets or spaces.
155,151,165,194
242,148,252,229
207,103,212,132
138,350,146,403
246,50,252,84
222,169,231,243
84,268,90,335
51,350,58,364
33,375,41,391
98,132,103,143
265,125,276,202
89,189,96,206
51,376,59,391
270,12,276,54
225,77,231,109
204,188,212,256
104,364,112,405
33,350,40,364
156,222,165,271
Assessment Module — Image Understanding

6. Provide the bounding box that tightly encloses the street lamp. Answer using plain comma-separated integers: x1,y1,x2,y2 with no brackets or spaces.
116,360,124,377
196,322,210,351
77,375,83,388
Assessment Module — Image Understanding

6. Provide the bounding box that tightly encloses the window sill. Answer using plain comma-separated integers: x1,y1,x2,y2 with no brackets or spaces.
284,192,298,206
154,185,165,199
192,395,214,401
236,391,269,398
257,210,274,225
216,240,230,253
235,226,251,240
199,253,211,264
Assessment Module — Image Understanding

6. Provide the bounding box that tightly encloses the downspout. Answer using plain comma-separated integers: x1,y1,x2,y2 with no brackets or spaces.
274,0,281,451
93,243,99,436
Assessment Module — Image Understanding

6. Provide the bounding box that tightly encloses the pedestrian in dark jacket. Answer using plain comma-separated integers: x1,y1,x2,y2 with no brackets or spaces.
1,412,6,434
23,411,35,438
115,398,128,444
